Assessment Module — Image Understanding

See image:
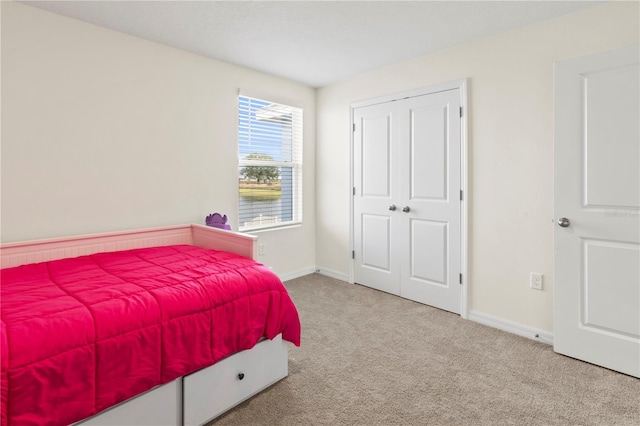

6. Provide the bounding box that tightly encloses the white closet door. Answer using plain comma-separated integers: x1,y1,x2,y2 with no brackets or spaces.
353,88,462,314
554,46,640,378
399,91,461,313
353,101,401,295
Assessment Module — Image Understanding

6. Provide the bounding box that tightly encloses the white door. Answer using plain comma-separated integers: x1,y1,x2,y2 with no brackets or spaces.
554,46,640,378
353,100,401,296
353,88,462,314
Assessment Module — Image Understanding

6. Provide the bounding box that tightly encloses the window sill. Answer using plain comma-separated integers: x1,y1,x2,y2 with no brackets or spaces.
240,222,302,234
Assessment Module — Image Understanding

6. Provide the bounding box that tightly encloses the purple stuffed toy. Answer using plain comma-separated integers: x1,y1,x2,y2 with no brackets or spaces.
205,213,231,230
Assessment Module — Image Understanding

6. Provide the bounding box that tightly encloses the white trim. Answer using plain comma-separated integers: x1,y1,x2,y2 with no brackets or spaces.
348,99,360,285
278,267,317,283
315,267,350,283
348,112,355,284
237,88,304,110
459,79,469,319
246,223,302,234
351,79,467,109
349,79,469,317
279,267,350,284
468,311,554,345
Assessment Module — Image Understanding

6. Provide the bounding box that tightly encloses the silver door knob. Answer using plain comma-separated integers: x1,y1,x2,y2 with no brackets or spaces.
402,206,411,213
389,205,397,211
557,217,570,227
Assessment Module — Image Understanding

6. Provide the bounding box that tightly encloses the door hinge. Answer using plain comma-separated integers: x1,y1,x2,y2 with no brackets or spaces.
460,190,463,201
353,187,356,196
459,273,463,284
459,106,463,117
352,251,355,259
353,123,356,132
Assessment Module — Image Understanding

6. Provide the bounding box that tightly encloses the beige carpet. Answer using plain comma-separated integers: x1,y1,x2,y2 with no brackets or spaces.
212,273,640,425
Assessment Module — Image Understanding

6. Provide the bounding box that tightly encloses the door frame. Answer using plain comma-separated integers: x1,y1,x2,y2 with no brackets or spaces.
349,79,469,318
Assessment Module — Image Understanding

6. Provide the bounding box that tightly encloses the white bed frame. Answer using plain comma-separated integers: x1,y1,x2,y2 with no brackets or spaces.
0,224,290,426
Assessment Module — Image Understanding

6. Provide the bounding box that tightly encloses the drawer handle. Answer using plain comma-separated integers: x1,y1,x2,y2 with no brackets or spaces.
237,373,245,381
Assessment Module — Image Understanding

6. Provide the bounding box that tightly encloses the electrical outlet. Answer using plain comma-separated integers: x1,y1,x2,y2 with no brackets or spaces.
258,244,265,256
530,272,543,290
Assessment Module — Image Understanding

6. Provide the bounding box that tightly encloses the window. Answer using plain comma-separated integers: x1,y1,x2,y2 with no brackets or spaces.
238,96,303,230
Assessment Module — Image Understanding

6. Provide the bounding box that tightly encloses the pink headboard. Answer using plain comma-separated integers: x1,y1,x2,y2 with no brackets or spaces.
0,224,258,269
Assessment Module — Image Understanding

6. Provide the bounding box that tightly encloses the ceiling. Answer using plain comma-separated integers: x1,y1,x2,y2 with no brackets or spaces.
21,1,603,88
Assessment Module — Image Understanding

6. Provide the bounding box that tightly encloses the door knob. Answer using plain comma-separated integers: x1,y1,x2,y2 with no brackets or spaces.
389,205,397,211
557,217,570,227
402,206,411,213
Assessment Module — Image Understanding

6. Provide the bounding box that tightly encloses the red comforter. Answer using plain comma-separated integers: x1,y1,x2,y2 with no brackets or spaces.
0,245,301,426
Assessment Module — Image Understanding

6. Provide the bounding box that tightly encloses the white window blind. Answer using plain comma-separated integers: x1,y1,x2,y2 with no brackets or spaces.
238,96,303,230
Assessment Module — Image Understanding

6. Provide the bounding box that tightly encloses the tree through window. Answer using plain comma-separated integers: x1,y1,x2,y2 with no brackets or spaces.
238,96,303,230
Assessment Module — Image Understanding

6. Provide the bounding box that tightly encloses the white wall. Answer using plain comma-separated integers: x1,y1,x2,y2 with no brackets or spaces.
315,2,639,332
0,1,316,277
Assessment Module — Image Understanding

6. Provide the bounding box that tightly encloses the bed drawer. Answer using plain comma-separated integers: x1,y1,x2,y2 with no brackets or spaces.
183,334,289,426
74,380,181,426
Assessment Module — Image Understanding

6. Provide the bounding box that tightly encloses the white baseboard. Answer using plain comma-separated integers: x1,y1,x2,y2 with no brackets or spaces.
278,267,317,283
279,266,350,284
314,267,350,283
278,269,554,346
467,310,553,345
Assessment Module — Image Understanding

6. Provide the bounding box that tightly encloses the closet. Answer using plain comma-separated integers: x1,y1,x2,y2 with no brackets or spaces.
352,85,463,314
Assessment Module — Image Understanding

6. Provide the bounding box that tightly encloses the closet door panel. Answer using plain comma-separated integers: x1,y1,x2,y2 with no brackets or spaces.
409,219,447,286
410,104,448,201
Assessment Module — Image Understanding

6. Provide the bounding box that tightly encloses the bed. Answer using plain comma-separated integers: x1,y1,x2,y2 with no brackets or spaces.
0,224,301,426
